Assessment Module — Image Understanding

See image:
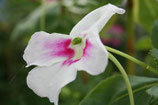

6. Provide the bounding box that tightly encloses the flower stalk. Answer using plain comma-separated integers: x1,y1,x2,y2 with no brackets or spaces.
105,46,158,75
108,52,135,105
126,0,135,75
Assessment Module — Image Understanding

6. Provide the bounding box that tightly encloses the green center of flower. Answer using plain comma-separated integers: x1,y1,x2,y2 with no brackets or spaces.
72,37,82,45
70,37,85,60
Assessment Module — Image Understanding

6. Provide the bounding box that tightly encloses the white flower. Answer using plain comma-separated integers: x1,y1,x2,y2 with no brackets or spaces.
23,3,125,105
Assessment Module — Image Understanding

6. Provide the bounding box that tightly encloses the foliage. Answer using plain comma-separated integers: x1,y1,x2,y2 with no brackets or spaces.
80,75,158,105
151,20,158,49
135,0,158,32
150,20,158,70
1,0,158,105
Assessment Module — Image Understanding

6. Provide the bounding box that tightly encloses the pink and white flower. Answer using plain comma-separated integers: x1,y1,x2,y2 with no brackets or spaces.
23,4,125,105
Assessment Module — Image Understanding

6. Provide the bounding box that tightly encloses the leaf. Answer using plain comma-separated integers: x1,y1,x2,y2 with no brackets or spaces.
149,21,158,69
151,20,158,49
150,48,158,69
135,0,158,32
11,3,59,41
93,0,123,5
146,86,158,98
11,2,55,40
150,49,158,60
11,3,75,41
79,75,158,105
136,36,152,51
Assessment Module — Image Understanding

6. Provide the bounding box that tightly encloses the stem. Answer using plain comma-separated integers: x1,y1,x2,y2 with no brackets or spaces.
133,0,139,22
126,0,135,74
40,0,46,31
105,46,158,75
108,52,135,105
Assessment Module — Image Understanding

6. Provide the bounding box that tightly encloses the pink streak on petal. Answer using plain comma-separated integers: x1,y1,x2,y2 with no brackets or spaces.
83,39,92,57
53,39,74,58
62,59,80,66
44,38,80,66
45,38,75,58
44,38,92,66
61,39,92,66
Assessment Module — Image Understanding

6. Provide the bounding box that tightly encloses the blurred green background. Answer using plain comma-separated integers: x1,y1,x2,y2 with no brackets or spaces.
1,0,158,105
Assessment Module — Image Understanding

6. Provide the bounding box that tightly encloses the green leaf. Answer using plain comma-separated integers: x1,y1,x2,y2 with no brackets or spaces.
11,3,60,41
150,48,158,69
135,0,158,32
151,20,158,49
150,49,158,60
79,75,158,105
146,86,158,98
93,0,123,6
136,36,152,51
11,3,75,41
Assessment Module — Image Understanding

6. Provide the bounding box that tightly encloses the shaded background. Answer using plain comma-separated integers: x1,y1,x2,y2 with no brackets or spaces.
1,0,158,105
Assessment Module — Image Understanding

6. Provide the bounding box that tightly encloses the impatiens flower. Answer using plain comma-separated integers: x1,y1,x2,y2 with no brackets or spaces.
109,24,124,35
23,3,125,105
101,24,124,47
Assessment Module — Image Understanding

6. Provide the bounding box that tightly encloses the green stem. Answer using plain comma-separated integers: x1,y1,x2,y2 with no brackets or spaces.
108,52,135,105
40,0,46,31
105,46,158,75
126,0,135,74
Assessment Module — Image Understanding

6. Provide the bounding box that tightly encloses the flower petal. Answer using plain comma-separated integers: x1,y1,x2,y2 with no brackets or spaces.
23,31,74,67
75,31,108,75
27,63,77,105
70,3,125,37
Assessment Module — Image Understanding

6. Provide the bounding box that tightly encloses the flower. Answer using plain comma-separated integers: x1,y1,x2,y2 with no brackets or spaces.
109,24,124,35
101,24,124,47
23,4,125,105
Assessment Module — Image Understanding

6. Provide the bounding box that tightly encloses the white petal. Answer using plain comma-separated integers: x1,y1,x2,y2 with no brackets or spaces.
75,31,108,75
23,31,74,67
70,3,125,37
27,63,77,105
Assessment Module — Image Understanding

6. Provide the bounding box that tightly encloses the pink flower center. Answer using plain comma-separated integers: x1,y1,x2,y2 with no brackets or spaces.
45,38,92,66
62,39,92,66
